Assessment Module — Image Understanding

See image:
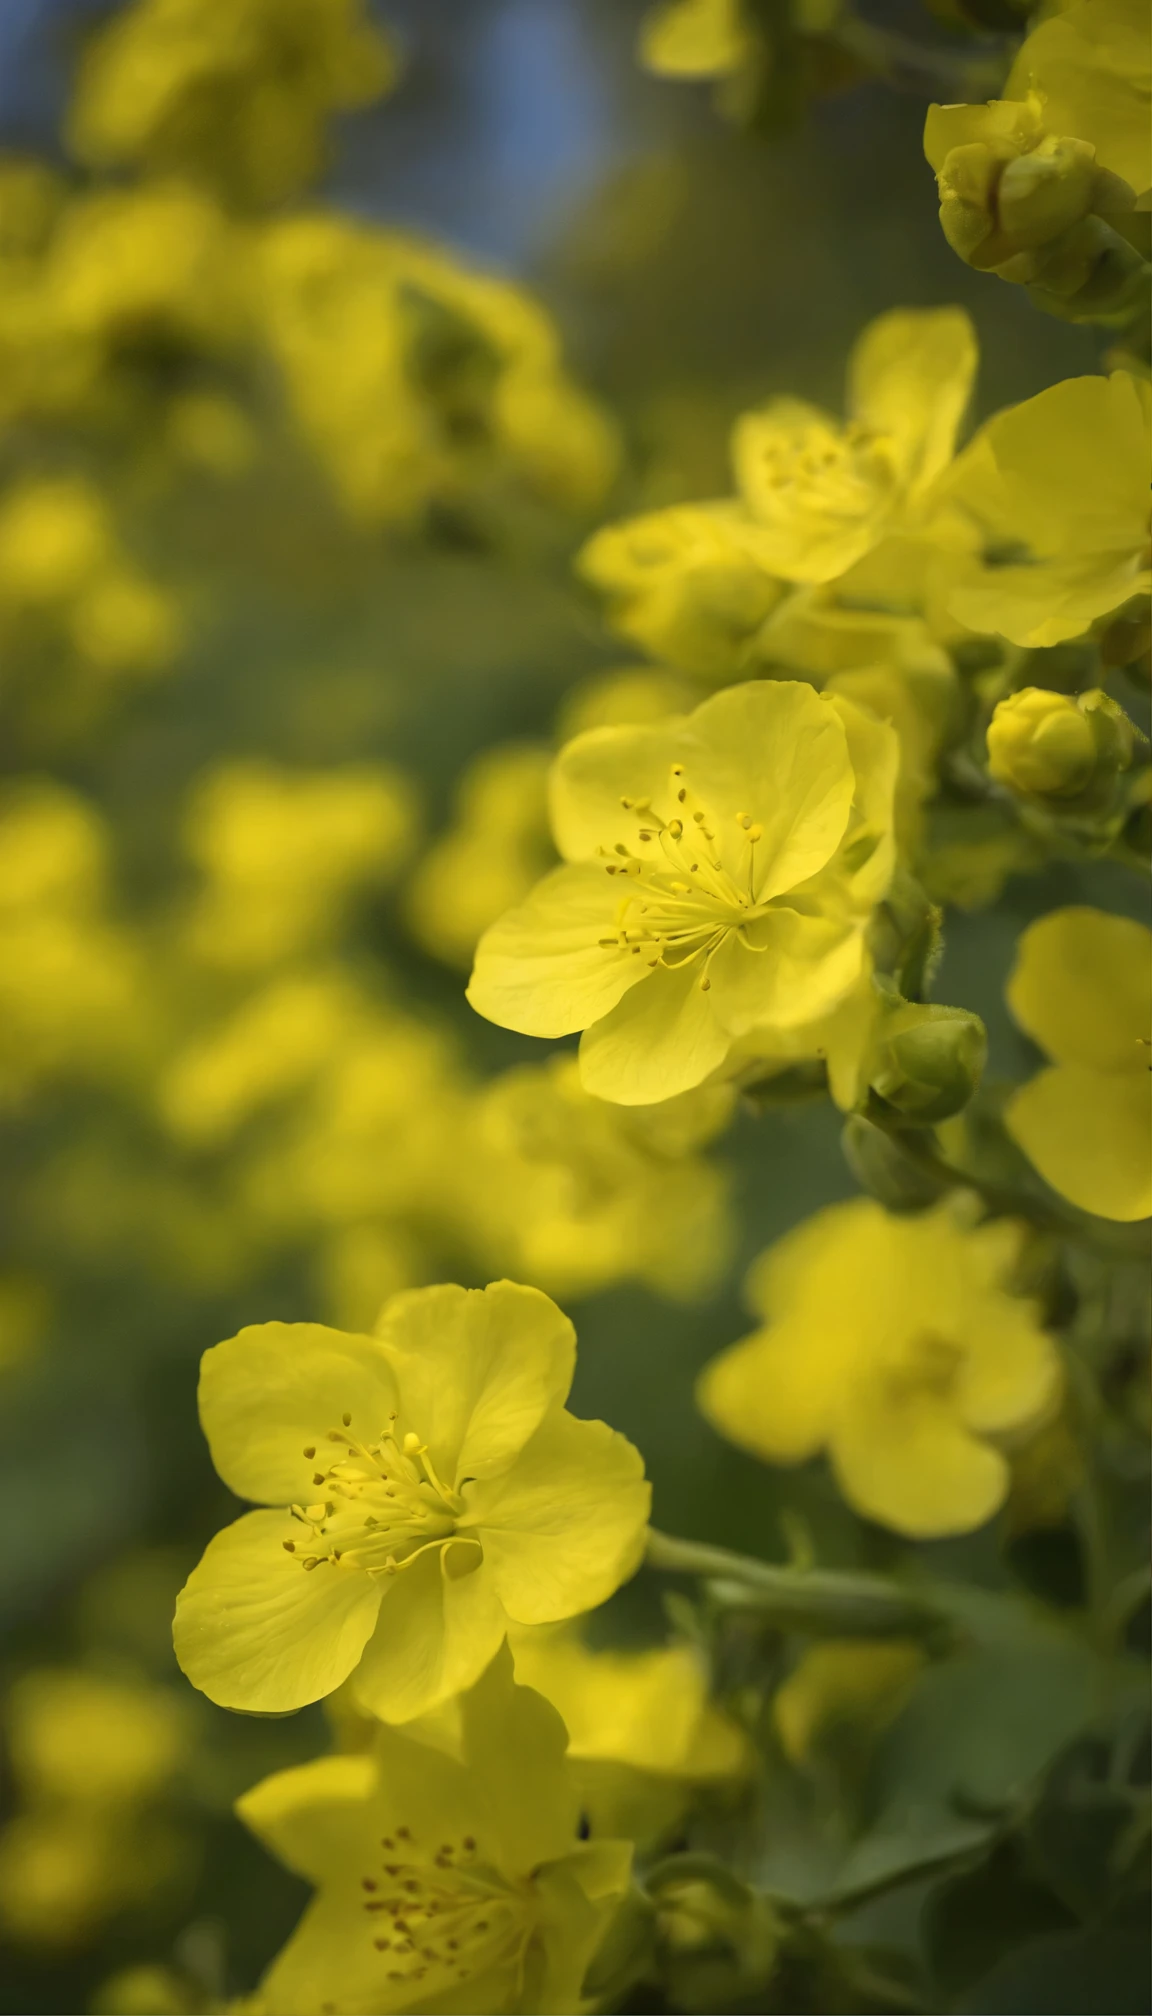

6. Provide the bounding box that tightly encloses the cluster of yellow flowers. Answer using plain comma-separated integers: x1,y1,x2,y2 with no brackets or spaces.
0,0,617,746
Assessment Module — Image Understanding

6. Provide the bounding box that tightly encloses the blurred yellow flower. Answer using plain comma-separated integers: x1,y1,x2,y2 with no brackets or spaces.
0,1668,193,1947
174,1283,649,1721
1006,907,1151,1222
181,760,418,969
238,1645,632,2015
68,0,397,207
0,782,147,1102
944,372,1152,648
159,970,367,1146
730,308,977,583
468,680,897,1105
639,0,751,78
773,1640,924,1766
461,1056,734,1301
510,1623,748,1840
578,503,786,679
697,1198,1060,1537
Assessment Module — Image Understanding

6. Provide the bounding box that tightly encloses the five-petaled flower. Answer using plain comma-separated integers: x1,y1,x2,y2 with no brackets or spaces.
174,1282,650,1723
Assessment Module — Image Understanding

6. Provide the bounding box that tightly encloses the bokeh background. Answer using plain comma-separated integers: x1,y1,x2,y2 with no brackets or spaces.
0,3,1141,2011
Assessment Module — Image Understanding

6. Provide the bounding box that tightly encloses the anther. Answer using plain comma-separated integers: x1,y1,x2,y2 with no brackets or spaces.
342,1412,352,1427
302,1446,315,1459
282,1540,296,1552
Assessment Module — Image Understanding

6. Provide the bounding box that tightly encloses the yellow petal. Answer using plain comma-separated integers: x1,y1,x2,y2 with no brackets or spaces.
548,715,692,864
197,1321,399,1506
173,1510,382,1712
1005,0,1152,195
467,861,645,1038
686,681,856,902
456,1644,578,1872
830,1383,1008,1537
949,551,1151,650
236,1754,377,1884
848,306,977,498
551,682,854,904
1007,1064,1152,1222
375,1280,576,1485
696,1320,835,1463
465,1408,650,1624
1008,907,1152,1069
956,1297,1061,1439
578,960,731,1104
639,0,749,77
350,1540,508,1723
708,910,864,1037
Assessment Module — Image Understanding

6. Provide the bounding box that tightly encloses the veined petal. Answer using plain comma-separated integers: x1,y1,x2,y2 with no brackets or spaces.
1007,908,1152,1070
578,960,731,1104
1007,1065,1152,1223
464,1408,650,1624
456,1645,578,1873
375,1280,576,1485
708,910,864,1037
549,716,690,864
350,1540,508,1723
829,1384,1007,1538
848,307,977,499
686,681,855,901
198,1321,400,1506
467,861,645,1038
173,1510,383,1712
236,1753,377,1884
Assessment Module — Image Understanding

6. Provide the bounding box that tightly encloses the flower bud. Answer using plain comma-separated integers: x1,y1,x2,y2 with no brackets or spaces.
867,1002,987,1124
841,1115,952,1213
987,686,1135,800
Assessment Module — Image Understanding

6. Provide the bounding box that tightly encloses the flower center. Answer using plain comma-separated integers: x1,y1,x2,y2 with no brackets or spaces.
358,1825,533,1995
282,1413,464,1578
880,1331,965,1405
750,418,899,528
598,762,770,992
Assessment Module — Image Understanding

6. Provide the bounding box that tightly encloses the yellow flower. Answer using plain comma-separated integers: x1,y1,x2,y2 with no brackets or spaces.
468,681,897,1105
943,372,1152,648
237,1644,633,2015
638,0,751,78
730,308,977,583
697,1198,1060,1537
460,1057,733,1303
773,1640,924,1767
1006,907,1151,1222
577,504,786,679
158,970,367,1146
181,760,418,970
174,1282,650,1722
0,1667,192,1947
510,1624,747,1842
67,0,397,207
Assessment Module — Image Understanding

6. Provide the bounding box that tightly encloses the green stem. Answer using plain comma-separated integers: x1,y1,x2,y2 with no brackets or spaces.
644,1529,950,1641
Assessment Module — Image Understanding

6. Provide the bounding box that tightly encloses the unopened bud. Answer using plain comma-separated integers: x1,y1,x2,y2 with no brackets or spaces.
841,1115,952,1213
868,1002,987,1124
987,686,1135,800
